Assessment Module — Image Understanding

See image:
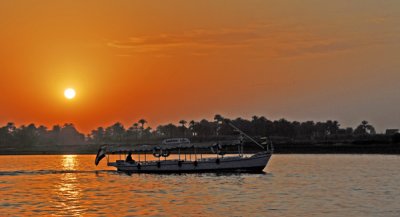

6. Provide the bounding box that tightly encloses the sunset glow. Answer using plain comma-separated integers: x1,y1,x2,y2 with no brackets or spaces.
0,2,399,216
0,1,399,132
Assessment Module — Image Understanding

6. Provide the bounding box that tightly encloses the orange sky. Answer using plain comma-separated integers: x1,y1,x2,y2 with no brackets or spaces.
0,1,399,132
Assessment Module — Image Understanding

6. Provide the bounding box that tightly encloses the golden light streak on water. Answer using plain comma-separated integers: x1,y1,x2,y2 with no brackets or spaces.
54,155,84,216
62,155,78,170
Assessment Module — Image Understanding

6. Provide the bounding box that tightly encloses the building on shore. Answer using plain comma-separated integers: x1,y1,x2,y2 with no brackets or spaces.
386,129,399,136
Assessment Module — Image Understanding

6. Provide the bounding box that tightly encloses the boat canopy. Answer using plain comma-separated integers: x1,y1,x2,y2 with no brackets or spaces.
100,140,241,154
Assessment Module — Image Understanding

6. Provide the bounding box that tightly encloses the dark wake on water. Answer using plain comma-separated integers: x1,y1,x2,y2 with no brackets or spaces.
0,155,399,216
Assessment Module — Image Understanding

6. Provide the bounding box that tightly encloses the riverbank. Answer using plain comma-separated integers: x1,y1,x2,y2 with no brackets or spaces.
1,142,399,155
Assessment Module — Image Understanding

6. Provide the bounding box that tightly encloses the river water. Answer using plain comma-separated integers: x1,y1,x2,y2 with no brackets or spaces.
0,154,399,216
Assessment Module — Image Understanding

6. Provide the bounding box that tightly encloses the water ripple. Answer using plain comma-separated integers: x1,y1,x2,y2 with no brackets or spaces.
0,170,116,176
0,155,399,216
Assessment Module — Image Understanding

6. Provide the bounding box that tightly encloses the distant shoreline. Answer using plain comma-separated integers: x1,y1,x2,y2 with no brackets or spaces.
1,142,399,155
0,153,399,156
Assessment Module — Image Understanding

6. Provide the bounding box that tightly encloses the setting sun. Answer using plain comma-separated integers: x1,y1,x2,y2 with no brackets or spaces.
64,88,76,99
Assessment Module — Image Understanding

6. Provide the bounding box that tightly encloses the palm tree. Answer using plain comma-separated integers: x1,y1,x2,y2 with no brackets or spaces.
354,120,376,135
214,114,223,123
189,120,196,136
6,122,16,134
138,119,147,130
179,120,187,127
138,119,147,139
179,120,187,137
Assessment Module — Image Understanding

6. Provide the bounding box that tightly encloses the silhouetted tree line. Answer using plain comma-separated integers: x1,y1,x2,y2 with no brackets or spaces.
0,123,85,146
1,115,399,147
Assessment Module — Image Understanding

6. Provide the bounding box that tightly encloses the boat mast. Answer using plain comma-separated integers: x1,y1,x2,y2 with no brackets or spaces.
222,119,266,150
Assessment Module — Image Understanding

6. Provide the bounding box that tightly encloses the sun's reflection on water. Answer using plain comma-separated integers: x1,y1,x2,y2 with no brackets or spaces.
62,155,78,170
53,155,84,216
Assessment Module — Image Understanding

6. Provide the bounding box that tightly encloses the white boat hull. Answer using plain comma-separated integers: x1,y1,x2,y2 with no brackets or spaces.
108,152,271,173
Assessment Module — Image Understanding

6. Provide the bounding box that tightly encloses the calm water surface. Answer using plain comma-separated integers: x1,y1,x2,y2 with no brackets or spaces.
0,155,399,216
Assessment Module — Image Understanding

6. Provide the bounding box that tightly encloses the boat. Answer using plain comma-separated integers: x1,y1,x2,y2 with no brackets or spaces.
95,119,273,173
